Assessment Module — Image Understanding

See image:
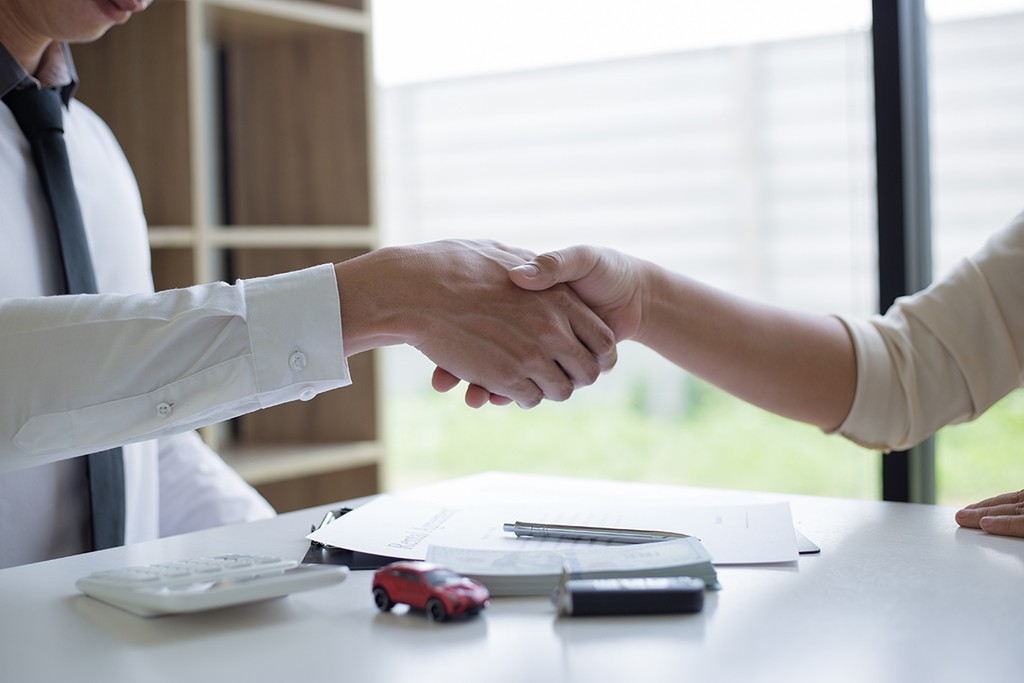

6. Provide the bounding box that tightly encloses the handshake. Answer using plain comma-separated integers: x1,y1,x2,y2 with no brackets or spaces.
334,239,644,409
333,233,1024,541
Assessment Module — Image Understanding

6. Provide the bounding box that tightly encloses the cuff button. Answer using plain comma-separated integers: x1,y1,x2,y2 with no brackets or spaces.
289,350,309,372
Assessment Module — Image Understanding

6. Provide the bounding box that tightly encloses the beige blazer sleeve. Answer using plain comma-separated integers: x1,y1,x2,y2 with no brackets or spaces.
834,210,1024,451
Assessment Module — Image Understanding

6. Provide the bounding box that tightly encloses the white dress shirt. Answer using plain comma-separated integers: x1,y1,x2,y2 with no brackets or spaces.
0,61,352,567
837,209,1024,451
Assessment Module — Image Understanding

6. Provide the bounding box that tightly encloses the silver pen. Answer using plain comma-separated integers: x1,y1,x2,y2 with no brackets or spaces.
503,521,692,544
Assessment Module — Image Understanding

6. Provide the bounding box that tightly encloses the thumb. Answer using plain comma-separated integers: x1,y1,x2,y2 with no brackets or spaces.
509,246,600,291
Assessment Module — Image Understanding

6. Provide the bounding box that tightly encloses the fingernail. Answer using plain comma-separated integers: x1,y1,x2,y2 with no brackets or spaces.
511,264,540,278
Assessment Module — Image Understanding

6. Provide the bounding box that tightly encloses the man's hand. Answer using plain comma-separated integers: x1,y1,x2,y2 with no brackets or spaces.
431,245,645,407
508,246,645,342
433,245,646,407
955,489,1024,538
335,239,617,408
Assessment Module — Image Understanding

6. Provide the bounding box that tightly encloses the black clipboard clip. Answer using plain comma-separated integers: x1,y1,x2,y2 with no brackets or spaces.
302,507,399,570
308,507,352,547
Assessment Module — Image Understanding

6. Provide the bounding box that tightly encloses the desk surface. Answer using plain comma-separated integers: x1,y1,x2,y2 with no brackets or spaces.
2,486,1023,683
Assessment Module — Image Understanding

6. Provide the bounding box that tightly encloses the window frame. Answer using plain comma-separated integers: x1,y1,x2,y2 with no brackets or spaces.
871,0,936,503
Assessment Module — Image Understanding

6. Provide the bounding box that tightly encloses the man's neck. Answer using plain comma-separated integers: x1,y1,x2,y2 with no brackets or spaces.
0,4,51,75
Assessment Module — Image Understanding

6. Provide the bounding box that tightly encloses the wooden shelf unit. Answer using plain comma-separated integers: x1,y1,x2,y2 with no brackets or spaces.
72,0,381,513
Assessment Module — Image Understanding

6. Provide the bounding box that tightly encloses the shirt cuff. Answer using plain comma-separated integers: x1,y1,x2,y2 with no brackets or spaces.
243,263,351,409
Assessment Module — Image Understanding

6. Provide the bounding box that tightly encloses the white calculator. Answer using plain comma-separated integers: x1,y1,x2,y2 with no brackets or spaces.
75,553,349,617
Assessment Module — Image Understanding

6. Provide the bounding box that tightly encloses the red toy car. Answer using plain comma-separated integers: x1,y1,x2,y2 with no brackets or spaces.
372,561,490,622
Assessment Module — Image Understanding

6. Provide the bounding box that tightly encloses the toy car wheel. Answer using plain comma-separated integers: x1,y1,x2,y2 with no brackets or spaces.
373,587,394,611
425,598,448,622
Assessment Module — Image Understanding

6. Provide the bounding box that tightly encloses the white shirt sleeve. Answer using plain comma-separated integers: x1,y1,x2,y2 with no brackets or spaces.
157,430,275,536
0,263,351,473
835,210,1024,451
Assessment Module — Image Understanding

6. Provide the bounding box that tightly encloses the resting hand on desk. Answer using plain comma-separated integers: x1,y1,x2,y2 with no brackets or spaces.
955,490,1024,538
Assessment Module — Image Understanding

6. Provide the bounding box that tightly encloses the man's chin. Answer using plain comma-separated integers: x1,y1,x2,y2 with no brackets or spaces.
66,24,117,45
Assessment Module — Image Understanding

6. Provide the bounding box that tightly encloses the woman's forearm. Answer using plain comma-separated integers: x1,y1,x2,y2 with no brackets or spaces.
635,262,857,431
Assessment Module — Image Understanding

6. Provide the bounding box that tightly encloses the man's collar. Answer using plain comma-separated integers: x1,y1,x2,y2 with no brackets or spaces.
0,41,79,105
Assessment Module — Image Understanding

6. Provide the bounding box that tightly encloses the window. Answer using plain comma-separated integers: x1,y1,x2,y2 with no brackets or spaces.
926,0,1024,505
373,1,880,497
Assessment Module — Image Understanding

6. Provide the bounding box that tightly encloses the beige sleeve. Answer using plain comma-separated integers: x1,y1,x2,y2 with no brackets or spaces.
833,210,1024,451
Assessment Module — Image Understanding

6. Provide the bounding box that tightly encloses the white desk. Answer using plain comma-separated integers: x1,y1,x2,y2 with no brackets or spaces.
2,489,1023,683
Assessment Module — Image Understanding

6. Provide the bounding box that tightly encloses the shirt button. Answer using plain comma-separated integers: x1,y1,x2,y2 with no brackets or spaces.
299,387,317,402
156,402,173,418
289,351,308,372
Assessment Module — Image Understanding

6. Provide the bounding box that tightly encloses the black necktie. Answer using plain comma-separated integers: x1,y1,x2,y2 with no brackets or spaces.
4,86,126,550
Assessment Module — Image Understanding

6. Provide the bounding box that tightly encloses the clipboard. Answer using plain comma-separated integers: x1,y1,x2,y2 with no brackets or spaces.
795,529,821,554
301,507,400,569
301,506,821,567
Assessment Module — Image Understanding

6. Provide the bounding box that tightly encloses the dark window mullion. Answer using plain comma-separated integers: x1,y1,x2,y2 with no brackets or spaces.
871,0,936,503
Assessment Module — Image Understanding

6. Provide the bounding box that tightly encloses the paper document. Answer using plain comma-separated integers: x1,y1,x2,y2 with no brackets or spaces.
307,492,799,565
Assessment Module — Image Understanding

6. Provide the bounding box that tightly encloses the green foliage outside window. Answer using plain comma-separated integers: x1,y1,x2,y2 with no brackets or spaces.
386,378,1024,508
